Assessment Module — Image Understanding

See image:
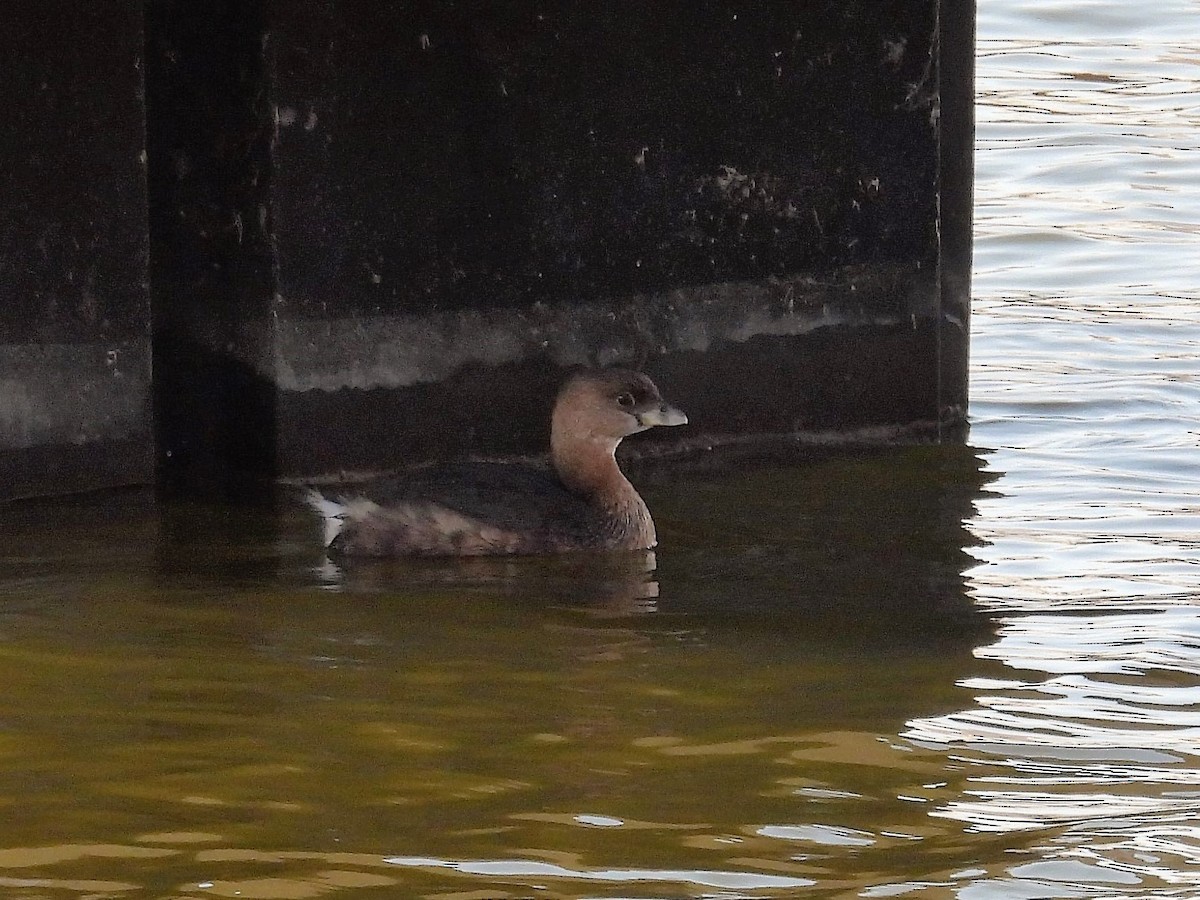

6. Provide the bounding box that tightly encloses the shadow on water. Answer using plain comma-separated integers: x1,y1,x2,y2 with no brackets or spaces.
0,444,1010,897
646,444,997,645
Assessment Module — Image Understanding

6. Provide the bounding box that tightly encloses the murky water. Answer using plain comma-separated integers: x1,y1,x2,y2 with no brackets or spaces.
2,1,1199,897
1,448,999,898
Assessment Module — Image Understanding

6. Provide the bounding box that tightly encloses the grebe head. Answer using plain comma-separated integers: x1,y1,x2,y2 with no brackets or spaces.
552,369,687,449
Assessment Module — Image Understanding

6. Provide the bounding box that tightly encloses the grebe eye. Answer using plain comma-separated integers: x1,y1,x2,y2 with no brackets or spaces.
616,392,635,408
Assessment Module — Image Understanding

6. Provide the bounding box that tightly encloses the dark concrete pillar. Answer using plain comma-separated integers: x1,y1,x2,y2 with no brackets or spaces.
938,0,976,427
145,0,277,490
0,3,153,501
147,0,973,485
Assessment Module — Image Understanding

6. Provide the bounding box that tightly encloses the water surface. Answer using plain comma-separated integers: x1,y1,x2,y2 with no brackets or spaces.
3,449,997,898
903,0,1200,895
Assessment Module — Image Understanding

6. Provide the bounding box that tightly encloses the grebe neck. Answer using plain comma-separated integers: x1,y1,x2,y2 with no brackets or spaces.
552,431,655,548
550,432,633,504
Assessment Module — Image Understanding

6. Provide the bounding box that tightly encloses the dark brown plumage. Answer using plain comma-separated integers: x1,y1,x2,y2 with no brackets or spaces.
305,369,687,557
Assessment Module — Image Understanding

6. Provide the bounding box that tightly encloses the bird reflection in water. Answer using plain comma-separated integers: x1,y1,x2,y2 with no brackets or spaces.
314,548,662,617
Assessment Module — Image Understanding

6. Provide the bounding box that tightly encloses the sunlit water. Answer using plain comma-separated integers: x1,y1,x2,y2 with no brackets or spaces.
902,0,1200,896
2,1,1199,897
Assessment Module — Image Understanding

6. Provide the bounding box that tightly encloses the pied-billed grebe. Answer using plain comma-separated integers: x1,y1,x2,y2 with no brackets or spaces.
305,369,687,557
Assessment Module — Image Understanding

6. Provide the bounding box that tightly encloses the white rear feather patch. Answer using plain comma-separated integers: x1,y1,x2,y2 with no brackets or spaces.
303,489,346,547
305,489,528,555
303,488,380,548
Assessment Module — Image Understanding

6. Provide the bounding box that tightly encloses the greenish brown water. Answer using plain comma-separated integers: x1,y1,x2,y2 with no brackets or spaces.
1,447,1005,898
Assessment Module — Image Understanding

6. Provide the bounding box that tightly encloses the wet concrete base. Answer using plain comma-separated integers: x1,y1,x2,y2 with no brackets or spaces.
0,341,153,501
251,263,962,481
277,314,958,481
0,439,152,503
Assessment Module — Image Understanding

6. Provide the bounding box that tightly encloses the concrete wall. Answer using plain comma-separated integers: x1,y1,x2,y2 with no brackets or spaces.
150,0,974,487
0,3,153,501
2,0,973,498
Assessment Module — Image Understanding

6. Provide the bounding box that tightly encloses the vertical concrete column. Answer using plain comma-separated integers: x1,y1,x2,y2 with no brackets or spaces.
0,2,153,501
145,0,277,491
938,0,976,424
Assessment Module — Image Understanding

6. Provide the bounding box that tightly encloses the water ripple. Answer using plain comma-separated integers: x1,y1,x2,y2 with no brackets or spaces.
383,855,816,890
913,0,1200,891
